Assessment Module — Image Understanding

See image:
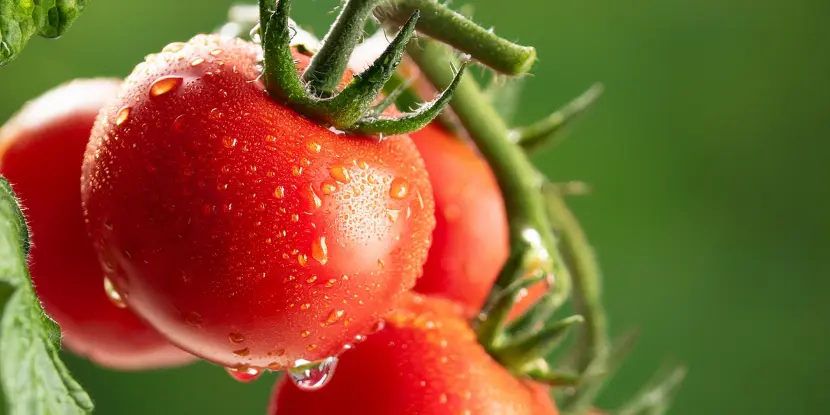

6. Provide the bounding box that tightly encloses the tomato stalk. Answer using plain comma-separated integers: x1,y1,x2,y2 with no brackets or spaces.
405,41,572,349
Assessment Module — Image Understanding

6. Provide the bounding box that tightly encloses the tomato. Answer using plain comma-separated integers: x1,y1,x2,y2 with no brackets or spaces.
411,123,546,318
81,35,435,371
269,294,557,415
0,79,193,369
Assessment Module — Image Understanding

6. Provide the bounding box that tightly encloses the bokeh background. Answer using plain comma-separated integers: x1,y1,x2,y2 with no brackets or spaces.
1,0,828,414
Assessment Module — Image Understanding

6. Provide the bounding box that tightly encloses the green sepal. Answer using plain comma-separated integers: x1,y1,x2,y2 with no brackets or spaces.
474,256,548,351
525,365,581,387
367,77,414,119
0,0,88,66
509,83,605,152
350,60,468,136
492,315,584,371
316,10,419,128
302,0,384,94
0,177,93,414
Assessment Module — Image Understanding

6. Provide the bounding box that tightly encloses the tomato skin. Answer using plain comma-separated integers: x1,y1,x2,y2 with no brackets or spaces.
411,123,545,318
81,35,435,370
269,294,558,415
0,79,193,369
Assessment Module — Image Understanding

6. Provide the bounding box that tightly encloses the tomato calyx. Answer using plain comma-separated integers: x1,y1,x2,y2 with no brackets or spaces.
255,0,539,137
259,0,466,136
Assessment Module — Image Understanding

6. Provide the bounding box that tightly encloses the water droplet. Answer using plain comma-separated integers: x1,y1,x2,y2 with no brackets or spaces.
311,237,328,265
228,332,245,344
389,178,409,199
308,186,322,209
371,319,386,333
386,209,401,222
298,254,308,266
167,115,186,133
325,310,345,325
274,186,285,199
163,42,186,53
226,366,261,382
306,142,322,153
289,357,339,391
103,277,127,308
149,76,183,98
329,165,351,183
222,136,238,148
190,57,205,66
233,348,250,357
116,107,131,126
320,180,338,195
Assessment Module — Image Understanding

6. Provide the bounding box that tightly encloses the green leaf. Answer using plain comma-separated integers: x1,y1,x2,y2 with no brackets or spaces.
0,0,88,67
0,177,94,414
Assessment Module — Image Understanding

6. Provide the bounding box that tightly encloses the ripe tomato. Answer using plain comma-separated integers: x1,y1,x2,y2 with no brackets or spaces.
0,79,193,369
411,123,546,318
81,35,435,371
270,294,557,414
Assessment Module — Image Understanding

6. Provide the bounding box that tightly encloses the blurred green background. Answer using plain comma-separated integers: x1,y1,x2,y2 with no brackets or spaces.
1,0,828,414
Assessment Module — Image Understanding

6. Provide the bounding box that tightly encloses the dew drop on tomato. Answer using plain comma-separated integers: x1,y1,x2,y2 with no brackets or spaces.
115,107,131,126
389,177,409,199
103,277,127,308
311,236,328,264
226,366,262,383
149,76,183,98
288,357,339,391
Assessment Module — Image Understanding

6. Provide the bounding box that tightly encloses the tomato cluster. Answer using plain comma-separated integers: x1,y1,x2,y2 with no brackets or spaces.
0,4,572,414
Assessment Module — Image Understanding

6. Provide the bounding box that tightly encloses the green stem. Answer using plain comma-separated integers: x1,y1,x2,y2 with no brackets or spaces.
407,40,571,350
375,0,536,75
545,189,609,373
303,0,383,94
544,187,610,414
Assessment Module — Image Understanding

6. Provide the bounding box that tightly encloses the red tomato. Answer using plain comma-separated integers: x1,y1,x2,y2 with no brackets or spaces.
81,35,435,371
411,123,546,318
0,79,193,369
270,294,557,415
